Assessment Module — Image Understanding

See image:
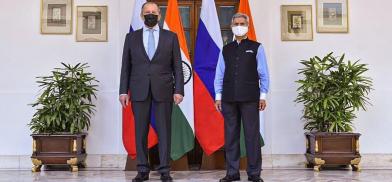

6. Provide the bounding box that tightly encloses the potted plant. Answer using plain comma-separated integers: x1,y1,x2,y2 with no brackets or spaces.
295,53,372,172
29,63,98,172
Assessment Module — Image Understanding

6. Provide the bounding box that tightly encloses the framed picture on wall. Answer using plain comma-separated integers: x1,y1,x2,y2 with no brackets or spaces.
316,0,349,33
40,0,73,34
76,6,108,42
281,5,313,41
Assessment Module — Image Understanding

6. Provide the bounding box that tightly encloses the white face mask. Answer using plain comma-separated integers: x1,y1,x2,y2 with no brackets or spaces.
232,26,248,37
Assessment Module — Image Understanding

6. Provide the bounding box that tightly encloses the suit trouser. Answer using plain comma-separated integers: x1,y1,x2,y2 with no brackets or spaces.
131,91,173,174
222,101,262,176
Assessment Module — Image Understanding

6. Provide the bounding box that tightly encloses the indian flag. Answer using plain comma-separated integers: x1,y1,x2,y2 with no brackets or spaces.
239,0,265,157
163,0,194,160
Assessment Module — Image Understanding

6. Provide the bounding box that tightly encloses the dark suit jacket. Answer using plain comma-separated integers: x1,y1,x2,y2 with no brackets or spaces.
119,28,184,102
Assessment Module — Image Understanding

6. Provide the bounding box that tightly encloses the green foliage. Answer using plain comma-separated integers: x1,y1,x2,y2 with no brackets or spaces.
29,63,98,134
295,53,372,132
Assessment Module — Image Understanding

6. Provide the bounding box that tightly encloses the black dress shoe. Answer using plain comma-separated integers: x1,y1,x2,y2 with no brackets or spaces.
219,174,240,182
132,172,149,182
160,173,173,182
248,175,264,182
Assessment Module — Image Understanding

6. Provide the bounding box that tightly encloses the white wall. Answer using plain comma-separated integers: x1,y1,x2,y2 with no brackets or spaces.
0,0,391,156
0,0,124,155
251,0,392,154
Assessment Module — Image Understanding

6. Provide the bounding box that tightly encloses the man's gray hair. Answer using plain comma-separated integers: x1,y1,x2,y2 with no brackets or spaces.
141,2,161,13
231,13,249,24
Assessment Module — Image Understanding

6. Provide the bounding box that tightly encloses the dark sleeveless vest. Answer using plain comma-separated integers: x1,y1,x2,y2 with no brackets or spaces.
222,39,260,102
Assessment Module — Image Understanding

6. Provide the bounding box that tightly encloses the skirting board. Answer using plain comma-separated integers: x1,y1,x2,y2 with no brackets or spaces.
1,154,392,169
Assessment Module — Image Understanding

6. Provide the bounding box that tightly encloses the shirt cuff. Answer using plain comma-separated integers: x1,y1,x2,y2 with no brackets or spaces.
260,93,267,100
215,93,222,100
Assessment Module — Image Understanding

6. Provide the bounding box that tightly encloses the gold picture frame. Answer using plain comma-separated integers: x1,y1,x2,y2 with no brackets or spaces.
281,5,313,41
76,6,108,42
40,0,73,34
316,0,349,33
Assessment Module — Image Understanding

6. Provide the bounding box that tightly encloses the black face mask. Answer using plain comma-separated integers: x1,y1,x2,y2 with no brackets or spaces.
144,14,159,27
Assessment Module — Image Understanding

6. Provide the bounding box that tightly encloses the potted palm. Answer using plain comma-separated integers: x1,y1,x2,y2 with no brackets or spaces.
29,63,98,172
295,53,372,172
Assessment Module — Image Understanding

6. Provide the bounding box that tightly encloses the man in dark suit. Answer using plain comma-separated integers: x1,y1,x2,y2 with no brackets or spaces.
214,13,270,182
119,2,184,182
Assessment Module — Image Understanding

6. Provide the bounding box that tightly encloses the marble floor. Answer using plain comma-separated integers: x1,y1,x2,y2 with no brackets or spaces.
0,169,391,182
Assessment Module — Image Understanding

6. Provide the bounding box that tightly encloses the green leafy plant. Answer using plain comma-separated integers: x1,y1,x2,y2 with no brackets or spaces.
295,53,372,132
29,63,98,134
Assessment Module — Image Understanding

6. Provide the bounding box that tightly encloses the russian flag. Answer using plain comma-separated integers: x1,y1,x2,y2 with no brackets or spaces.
194,0,225,155
122,0,158,159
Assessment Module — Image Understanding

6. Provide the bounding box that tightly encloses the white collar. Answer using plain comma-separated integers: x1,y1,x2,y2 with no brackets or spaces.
143,24,159,32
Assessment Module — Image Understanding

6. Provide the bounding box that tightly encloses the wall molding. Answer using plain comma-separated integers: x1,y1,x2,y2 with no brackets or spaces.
1,154,391,169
